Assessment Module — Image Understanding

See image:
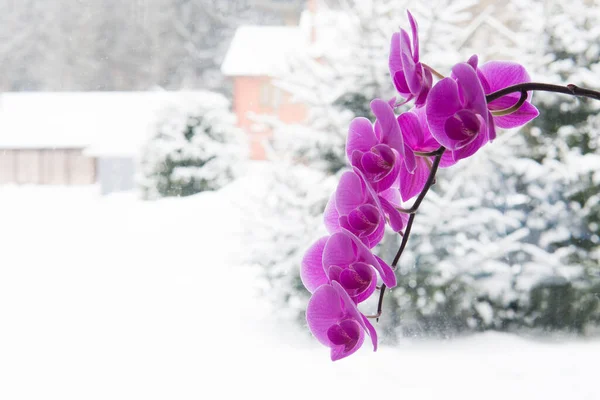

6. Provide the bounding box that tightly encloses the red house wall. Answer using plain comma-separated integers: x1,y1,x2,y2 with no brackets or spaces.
233,76,307,160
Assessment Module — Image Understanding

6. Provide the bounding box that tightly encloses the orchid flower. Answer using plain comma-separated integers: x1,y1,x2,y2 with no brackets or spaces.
468,56,539,128
426,61,495,162
389,10,432,106
346,98,416,193
323,169,386,248
301,230,396,303
306,281,378,361
396,107,455,200
299,7,560,361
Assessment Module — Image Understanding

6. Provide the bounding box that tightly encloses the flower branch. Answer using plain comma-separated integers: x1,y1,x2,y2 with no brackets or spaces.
486,82,600,103
300,9,600,361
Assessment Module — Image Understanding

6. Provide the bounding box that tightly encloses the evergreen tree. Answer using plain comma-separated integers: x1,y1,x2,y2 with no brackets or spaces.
138,92,247,200
381,0,600,336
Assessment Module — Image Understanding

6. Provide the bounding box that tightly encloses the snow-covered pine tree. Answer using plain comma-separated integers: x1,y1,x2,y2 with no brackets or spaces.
517,0,600,332
380,0,600,337
138,92,247,200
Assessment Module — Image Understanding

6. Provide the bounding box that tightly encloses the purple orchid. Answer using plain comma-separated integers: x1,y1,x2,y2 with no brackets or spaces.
346,98,416,193
396,107,454,201
469,56,539,128
323,169,386,248
301,229,396,303
397,106,460,200
306,281,378,361
426,61,495,162
389,10,432,106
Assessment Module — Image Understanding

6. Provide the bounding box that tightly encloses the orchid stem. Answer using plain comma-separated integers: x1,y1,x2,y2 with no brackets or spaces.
376,150,444,321
376,82,600,323
490,90,527,116
486,83,600,103
422,63,445,80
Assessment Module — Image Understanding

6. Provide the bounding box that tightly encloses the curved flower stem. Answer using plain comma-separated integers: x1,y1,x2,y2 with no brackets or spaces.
371,82,600,322
414,149,443,157
367,150,444,320
486,83,600,103
422,63,445,80
490,90,527,116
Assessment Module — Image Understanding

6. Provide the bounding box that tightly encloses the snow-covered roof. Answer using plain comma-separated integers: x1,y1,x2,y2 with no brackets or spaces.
221,25,307,77
0,91,217,157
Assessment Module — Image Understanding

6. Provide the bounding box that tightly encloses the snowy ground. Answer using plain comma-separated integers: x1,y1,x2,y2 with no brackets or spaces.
0,165,598,400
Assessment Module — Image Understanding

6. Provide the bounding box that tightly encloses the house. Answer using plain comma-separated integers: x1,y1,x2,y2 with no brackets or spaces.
221,23,310,160
219,0,380,160
0,91,209,194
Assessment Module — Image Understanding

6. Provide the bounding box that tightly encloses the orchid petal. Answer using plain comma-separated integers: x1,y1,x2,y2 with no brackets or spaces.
479,61,531,96
322,232,357,269
489,97,539,128
451,62,487,117
404,144,417,173
414,67,432,107
366,219,386,249
371,155,400,192
339,265,370,290
347,117,378,162
361,152,390,177
340,228,394,288
414,106,441,150
467,54,478,70
327,265,343,283
374,255,397,288
336,171,365,214
451,117,489,161
379,186,402,208
327,319,363,358
323,193,341,234
407,10,419,62
332,281,374,340
331,281,370,359
393,71,412,97
371,99,405,157
347,204,379,231
330,330,365,361
389,32,402,74
426,78,461,148
400,40,420,94
361,314,378,351
487,111,497,141
399,157,430,202
378,195,405,233
338,262,377,303
439,150,458,168
306,284,345,346
398,111,424,150
301,236,329,293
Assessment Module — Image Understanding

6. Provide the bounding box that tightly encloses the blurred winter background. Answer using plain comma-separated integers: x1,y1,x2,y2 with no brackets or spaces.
0,0,599,399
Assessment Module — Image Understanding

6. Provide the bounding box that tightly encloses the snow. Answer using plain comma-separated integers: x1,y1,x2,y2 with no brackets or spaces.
220,26,306,77
0,163,599,400
138,90,246,199
0,91,218,157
